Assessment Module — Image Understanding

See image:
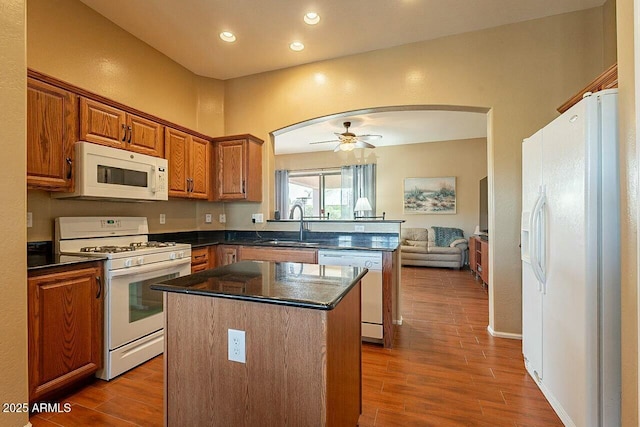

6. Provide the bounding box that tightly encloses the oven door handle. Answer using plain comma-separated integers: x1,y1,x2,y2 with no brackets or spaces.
109,258,191,278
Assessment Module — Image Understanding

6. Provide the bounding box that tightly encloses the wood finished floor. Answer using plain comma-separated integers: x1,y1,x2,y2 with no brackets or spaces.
30,266,562,426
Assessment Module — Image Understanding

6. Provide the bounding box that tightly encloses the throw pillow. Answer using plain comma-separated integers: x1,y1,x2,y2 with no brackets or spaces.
406,240,428,247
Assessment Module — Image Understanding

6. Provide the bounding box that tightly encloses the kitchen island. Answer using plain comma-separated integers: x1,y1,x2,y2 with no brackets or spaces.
151,260,365,426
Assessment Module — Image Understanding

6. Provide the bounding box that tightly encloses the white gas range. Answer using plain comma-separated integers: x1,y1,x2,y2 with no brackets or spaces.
55,217,192,380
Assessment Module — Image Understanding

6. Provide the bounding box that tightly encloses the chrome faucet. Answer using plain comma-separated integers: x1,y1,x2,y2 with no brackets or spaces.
289,204,304,241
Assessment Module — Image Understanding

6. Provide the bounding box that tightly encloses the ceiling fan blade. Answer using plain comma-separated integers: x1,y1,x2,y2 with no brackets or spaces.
357,134,383,141
354,141,376,149
309,139,340,145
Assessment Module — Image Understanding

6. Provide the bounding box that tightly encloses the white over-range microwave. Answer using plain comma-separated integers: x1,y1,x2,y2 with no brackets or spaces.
53,142,168,201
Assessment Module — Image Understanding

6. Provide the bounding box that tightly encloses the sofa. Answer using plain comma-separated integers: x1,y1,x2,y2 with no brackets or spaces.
400,227,468,269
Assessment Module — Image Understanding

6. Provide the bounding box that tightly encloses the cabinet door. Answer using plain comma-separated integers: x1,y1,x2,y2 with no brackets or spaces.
28,265,103,402
165,127,190,197
480,240,489,284
127,114,163,157
217,245,238,266
79,98,127,148
190,136,210,199
214,139,246,200
27,78,77,191
469,237,478,274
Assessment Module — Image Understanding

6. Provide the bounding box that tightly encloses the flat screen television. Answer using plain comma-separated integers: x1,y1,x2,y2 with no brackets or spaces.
479,176,488,234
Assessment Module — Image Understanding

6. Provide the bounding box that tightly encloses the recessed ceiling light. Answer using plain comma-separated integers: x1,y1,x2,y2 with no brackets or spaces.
219,31,236,42
289,41,305,52
304,12,320,25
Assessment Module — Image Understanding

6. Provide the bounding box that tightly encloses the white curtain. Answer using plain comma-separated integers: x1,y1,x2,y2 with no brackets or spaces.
274,169,289,218
341,164,376,218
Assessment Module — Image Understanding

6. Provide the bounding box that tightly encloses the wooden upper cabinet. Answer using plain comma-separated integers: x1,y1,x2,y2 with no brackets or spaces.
127,114,164,157
80,98,163,157
165,128,210,199
28,263,103,403
211,135,263,202
80,97,126,148
557,63,618,113
27,78,78,191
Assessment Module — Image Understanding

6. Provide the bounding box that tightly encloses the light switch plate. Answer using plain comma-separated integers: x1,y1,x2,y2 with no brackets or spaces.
159,214,166,224
205,214,212,223
219,214,226,223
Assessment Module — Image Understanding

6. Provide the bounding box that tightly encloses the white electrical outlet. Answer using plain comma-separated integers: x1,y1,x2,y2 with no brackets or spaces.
355,225,365,232
205,214,212,224
228,329,246,363
27,212,33,228
160,214,166,224
219,214,226,223
252,213,264,223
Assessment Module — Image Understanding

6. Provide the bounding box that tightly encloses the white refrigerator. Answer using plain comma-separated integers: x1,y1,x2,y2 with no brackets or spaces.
521,89,620,427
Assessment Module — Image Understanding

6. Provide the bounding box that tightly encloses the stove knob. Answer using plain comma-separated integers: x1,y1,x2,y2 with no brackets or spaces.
169,252,176,260
137,256,144,265
124,258,133,268
178,251,185,259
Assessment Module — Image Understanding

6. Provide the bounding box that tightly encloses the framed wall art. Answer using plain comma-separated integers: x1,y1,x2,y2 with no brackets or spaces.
403,177,456,214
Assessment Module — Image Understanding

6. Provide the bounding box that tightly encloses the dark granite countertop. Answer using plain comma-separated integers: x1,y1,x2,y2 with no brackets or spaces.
151,260,367,310
149,230,399,251
27,241,107,271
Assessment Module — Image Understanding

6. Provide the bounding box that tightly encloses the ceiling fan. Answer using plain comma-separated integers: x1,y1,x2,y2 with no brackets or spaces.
310,121,382,152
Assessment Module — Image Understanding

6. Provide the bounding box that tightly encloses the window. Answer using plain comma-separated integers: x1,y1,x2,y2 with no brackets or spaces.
287,169,347,219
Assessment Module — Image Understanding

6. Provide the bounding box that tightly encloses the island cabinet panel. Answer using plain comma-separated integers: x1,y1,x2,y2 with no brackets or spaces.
164,283,361,426
211,135,263,202
28,263,103,403
27,78,78,191
238,245,317,263
80,98,163,157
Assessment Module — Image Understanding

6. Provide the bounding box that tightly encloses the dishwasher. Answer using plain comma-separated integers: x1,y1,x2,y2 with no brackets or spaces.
317,250,383,342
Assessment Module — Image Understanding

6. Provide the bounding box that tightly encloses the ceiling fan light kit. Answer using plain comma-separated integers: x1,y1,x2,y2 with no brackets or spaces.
311,121,382,152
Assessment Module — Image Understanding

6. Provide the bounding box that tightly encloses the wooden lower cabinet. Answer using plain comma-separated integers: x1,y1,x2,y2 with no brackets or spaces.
191,246,214,273
28,262,103,403
216,245,238,266
469,236,489,285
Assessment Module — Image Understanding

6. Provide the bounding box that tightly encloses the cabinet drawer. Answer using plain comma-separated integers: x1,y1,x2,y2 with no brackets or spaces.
191,247,210,265
239,246,317,264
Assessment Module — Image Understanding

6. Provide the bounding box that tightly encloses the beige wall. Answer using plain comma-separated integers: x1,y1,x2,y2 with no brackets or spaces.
224,8,607,335
616,0,638,424
0,0,28,426
26,0,227,241
275,138,488,237
604,0,618,67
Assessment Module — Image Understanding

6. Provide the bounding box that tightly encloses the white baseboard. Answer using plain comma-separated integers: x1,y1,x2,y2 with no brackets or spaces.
487,325,522,340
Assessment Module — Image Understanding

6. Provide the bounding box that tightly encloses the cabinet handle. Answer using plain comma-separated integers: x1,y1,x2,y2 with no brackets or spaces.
242,179,245,194
189,178,194,192
127,126,132,143
96,276,102,299
121,124,127,141
66,157,72,180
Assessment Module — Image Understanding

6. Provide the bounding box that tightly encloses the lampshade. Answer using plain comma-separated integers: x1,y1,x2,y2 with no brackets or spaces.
339,142,356,151
354,197,372,212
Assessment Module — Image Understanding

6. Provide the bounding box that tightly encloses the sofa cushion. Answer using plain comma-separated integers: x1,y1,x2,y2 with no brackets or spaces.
428,246,462,255
449,238,467,247
401,245,428,254
401,228,428,242
405,239,427,247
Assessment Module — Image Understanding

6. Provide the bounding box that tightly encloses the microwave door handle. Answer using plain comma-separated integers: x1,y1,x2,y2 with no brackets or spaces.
149,166,157,193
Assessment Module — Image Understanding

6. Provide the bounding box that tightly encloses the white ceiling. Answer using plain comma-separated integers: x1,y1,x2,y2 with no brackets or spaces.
78,0,602,154
274,109,488,155
79,0,604,81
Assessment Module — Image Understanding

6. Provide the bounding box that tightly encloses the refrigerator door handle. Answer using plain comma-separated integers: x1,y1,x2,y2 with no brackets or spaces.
529,189,547,290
